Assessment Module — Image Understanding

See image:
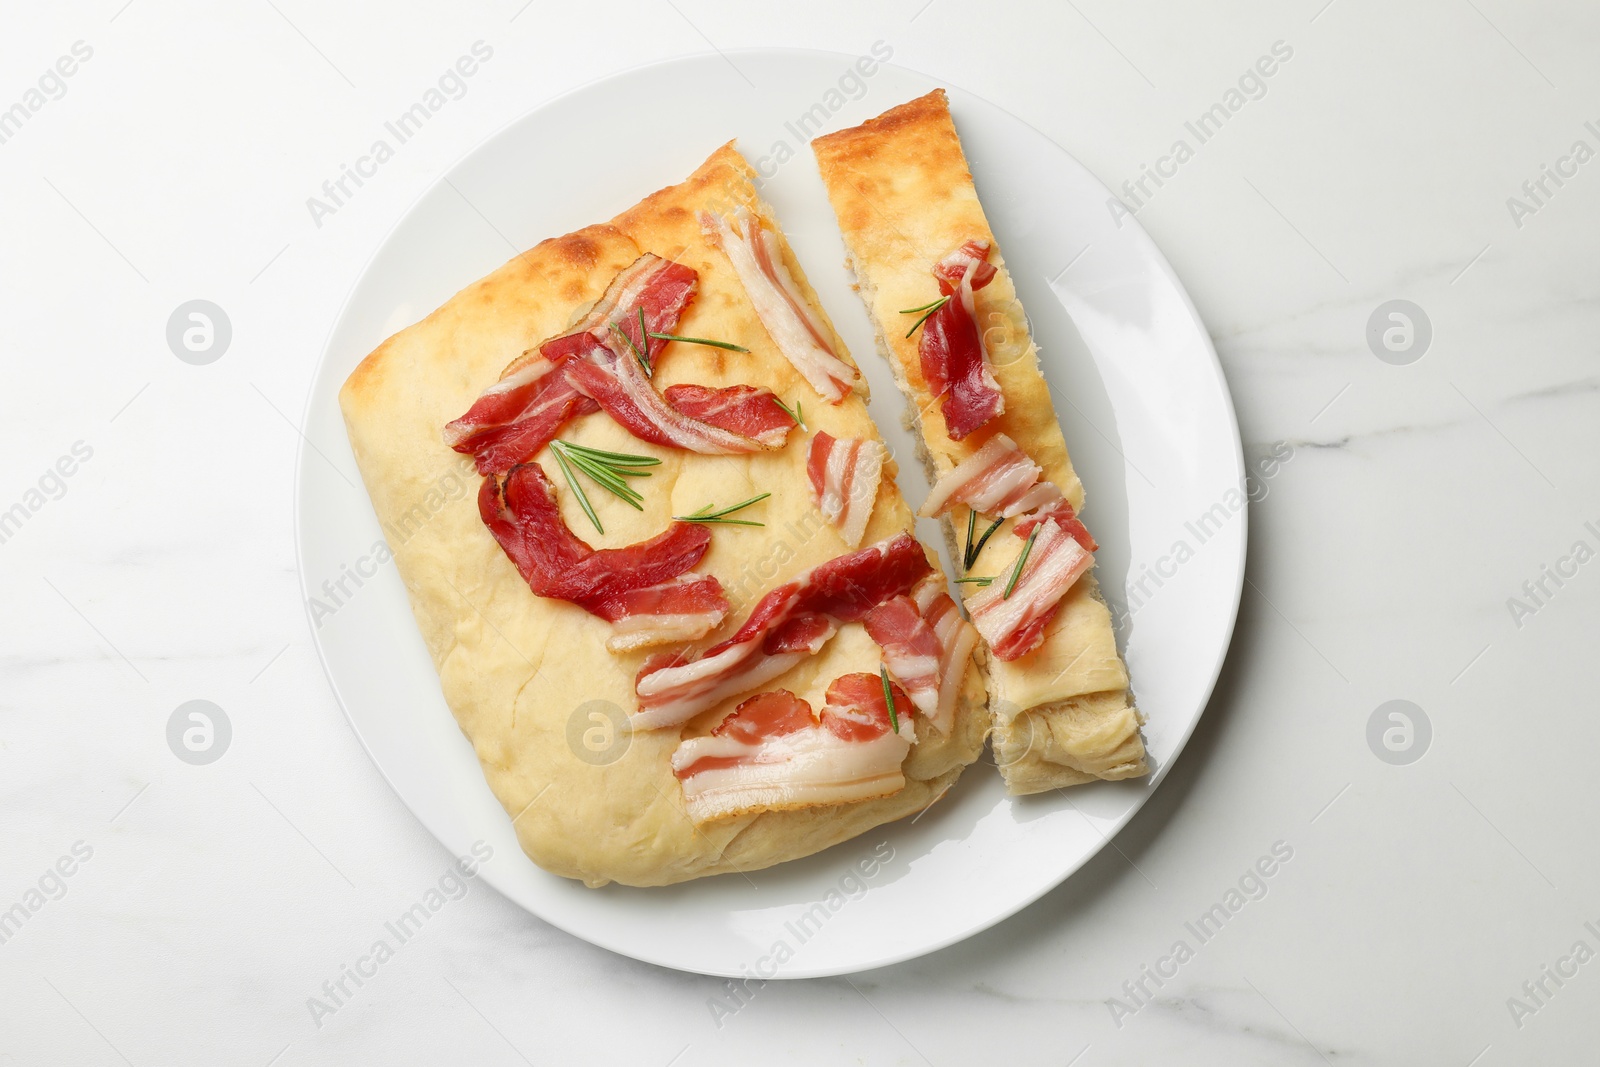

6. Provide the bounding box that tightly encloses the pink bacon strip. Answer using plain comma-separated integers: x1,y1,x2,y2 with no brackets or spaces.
538,253,699,366
448,254,781,471
968,519,1094,661
863,575,976,735
933,238,998,291
702,209,859,403
919,239,1004,440
561,356,768,454
920,433,1046,517
919,433,1096,552
632,533,932,730
443,360,600,476
605,574,735,654
662,384,795,448
669,681,912,823
447,254,694,473
479,463,728,653
806,431,886,549
819,672,915,743
1012,499,1096,550
546,256,773,455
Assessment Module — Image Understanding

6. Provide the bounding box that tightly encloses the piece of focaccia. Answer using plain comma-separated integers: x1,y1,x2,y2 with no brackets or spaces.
340,143,987,887
812,91,1146,794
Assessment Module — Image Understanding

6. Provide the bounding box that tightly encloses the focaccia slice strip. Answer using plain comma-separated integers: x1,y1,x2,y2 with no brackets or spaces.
813,90,1146,794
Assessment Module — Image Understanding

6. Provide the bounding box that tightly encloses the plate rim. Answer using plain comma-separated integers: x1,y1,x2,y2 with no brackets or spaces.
292,46,1247,977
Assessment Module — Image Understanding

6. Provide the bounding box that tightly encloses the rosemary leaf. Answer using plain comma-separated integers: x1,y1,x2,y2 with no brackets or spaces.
967,516,1005,570
549,444,603,534
902,295,950,339
561,441,661,467
673,493,770,525
565,452,643,508
774,396,805,429
1003,525,1040,600
550,439,656,521
648,332,750,353
880,665,899,734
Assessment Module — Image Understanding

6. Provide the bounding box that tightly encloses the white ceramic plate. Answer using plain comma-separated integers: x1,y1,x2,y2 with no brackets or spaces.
297,49,1244,978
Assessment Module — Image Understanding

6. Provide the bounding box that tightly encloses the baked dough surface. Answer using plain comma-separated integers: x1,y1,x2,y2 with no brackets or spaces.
812,91,1146,793
339,144,986,887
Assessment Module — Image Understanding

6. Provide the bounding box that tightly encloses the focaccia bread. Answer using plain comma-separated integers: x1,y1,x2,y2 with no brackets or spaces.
340,143,987,887
813,91,1146,794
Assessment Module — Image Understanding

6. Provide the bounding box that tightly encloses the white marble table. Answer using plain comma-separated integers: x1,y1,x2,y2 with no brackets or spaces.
3,1,1595,1063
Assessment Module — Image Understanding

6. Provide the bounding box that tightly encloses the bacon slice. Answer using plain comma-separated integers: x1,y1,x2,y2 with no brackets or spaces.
545,256,771,454
538,253,699,367
635,644,815,734
450,254,786,469
605,575,733,654
479,463,728,651
913,577,980,733
1012,498,1097,552
932,238,997,291
920,241,1004,440
662,384,795,448
632,533,932,730
632,608,842,731
819,672,915,743
806,431,886,549
918,434,1097,552
863,575,976,735
920,434,1045,517
709,689,817,743
764,612,837,654
544,255,776,452
443,358,600,475
702,209,859,403
968,519,1093,661
860,597,939,719
447,254,702,470
670,685,912,823
561,356,768,454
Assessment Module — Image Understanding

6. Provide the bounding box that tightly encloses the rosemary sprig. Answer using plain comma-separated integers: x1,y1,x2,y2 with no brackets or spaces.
548,440,660,534
774,396,805,429
648,332,750,353
674,492,771,526
609,319,651,378
899,295,950,338
953,575,995,586
548,443,605,534
558,441,660,468
880,665,899,734
1003,525,1040,599
964,514,1005,570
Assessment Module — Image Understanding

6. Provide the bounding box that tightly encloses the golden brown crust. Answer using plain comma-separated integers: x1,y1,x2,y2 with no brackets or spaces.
814,90,1146,795
339,144,987,886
